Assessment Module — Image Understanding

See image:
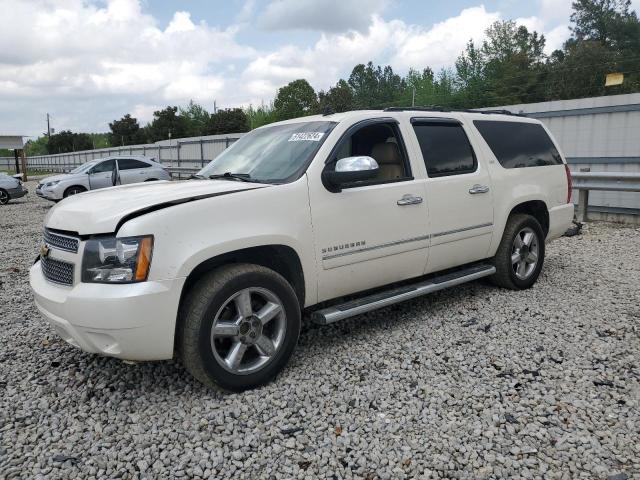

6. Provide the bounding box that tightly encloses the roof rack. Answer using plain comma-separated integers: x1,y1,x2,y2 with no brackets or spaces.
382,106,526,116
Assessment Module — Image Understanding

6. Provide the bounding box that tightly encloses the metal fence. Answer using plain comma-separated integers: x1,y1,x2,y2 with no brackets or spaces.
0,133,243,174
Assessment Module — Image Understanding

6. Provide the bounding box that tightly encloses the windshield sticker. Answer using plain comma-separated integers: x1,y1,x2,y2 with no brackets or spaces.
288,132,325,142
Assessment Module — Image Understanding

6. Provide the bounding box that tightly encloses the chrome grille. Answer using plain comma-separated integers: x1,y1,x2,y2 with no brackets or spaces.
44,229,79,253
41,256,74,286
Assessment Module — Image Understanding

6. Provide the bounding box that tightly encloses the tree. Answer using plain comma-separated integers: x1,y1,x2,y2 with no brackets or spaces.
24,137,48,156
47,131,93,154
245,103,279,129
273,79,319,120
570,0,636,46
206,108,250,134
179,101,211,137
348,62,405,108
147,106,187,143
318,80,354,113
109,114,144,146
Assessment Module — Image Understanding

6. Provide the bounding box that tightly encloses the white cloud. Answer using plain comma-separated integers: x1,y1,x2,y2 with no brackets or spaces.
0,0,583,136
242,6,500,96
260,0,388,32
0,0,253,134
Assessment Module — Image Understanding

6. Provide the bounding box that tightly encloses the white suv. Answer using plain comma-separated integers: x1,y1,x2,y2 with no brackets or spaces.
30,109,574,391
35,156,171,201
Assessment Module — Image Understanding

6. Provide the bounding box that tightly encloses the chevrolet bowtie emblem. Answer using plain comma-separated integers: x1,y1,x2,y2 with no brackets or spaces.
40,244,50,258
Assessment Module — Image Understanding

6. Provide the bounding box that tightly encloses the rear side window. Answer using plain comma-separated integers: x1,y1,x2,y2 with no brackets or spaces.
474,120,562,168
412,121,477,177
118,159,150,170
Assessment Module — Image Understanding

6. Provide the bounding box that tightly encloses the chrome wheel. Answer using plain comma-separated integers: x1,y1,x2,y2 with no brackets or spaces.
0,190,8,205
210,287,286,375
511,227,539,280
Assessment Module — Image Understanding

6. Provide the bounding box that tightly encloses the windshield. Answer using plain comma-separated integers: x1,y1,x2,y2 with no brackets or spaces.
198,121,336,183
69,162,97,174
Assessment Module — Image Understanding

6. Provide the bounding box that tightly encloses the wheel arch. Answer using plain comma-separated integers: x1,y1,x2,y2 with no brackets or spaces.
175,244,306,354
508,200,549,237
178,244,305,313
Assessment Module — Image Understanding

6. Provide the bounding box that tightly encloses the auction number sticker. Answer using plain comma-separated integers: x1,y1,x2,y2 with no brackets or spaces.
288,132,325,142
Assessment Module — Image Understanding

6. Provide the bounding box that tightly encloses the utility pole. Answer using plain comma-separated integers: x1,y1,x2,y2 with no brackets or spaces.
46,113,51,138
412,87,416,107
213,100,217,114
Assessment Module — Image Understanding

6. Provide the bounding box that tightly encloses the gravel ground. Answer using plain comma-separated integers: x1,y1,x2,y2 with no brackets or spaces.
1,181,639,480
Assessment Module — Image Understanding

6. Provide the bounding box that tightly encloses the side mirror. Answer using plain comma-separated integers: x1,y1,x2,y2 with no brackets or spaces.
322,156,379,192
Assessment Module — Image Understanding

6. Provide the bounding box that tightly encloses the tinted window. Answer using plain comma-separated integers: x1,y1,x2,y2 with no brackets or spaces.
118,159,150,170
474,120,562,168
412,122,476,177
91,159,115,173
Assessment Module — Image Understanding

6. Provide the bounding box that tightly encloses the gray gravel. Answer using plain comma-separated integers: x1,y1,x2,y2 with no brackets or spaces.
1,181,639,479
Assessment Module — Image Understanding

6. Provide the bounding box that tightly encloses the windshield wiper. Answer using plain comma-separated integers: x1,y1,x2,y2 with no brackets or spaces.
209,172,253,182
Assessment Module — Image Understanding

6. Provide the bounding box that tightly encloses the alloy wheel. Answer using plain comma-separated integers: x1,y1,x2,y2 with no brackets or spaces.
210,287,286,375
511,226,539,280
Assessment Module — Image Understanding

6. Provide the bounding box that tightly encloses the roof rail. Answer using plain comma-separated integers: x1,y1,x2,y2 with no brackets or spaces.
382,106,526,117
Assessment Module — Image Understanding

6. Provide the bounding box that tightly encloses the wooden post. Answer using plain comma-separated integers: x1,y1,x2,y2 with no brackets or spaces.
19,149,27,182
13,149,20,174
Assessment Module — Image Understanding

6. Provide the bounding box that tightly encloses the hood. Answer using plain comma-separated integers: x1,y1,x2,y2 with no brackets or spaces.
45,180,265,235
39,173,73,185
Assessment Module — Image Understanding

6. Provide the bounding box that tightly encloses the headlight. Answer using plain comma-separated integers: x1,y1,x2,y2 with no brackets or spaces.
45,180,60,187
82,235,153,283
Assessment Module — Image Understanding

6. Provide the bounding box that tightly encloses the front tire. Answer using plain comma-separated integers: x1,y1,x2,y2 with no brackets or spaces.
491,213,545,290
63,186,86,198
179,264,301,392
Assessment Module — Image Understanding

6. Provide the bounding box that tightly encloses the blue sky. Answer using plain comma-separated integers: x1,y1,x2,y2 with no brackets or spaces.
0,0,620,136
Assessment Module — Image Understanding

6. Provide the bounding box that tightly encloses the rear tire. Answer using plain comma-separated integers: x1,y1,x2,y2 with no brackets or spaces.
63,186,86,198
491,213,545,290
179,264,301,392
0,189,9,205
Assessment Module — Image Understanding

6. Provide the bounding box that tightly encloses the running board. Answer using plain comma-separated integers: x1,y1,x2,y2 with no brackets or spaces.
311,263,495,325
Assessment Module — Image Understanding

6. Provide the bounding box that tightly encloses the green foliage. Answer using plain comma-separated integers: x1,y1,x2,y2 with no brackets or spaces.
47,131,93,154
0,148,11,157
207,108,250,135
179,101,211,137
245,103,279,129
348,62,405,108
146,106,188,143
273,79,319,120
318,80,354,113
25,137,48,156
109,114,145,146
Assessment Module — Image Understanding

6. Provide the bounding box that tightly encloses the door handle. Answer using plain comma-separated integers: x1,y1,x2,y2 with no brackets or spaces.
397,194,423,206
469,184,490,194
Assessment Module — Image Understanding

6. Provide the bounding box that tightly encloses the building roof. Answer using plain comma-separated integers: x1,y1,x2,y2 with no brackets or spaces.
0,135,25,149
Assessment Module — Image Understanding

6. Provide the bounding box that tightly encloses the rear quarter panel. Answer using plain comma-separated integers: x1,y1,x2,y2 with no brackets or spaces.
467,118,570,255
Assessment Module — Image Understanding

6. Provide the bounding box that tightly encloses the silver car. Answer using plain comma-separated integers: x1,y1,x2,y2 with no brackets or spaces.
36,156,171,201
0,172,28,205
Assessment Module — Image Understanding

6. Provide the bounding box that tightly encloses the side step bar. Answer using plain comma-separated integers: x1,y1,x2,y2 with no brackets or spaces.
311,263,495,325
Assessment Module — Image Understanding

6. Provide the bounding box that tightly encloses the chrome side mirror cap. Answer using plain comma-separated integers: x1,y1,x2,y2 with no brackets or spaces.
322,156,379,192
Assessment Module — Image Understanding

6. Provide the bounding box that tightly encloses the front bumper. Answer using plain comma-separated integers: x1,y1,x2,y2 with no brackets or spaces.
7,186,28,199
36,185,61,201
30,260,185,361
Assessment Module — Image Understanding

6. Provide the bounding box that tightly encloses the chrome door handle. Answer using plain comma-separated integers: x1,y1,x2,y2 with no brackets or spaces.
397,194,423,206
469,184,490,194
